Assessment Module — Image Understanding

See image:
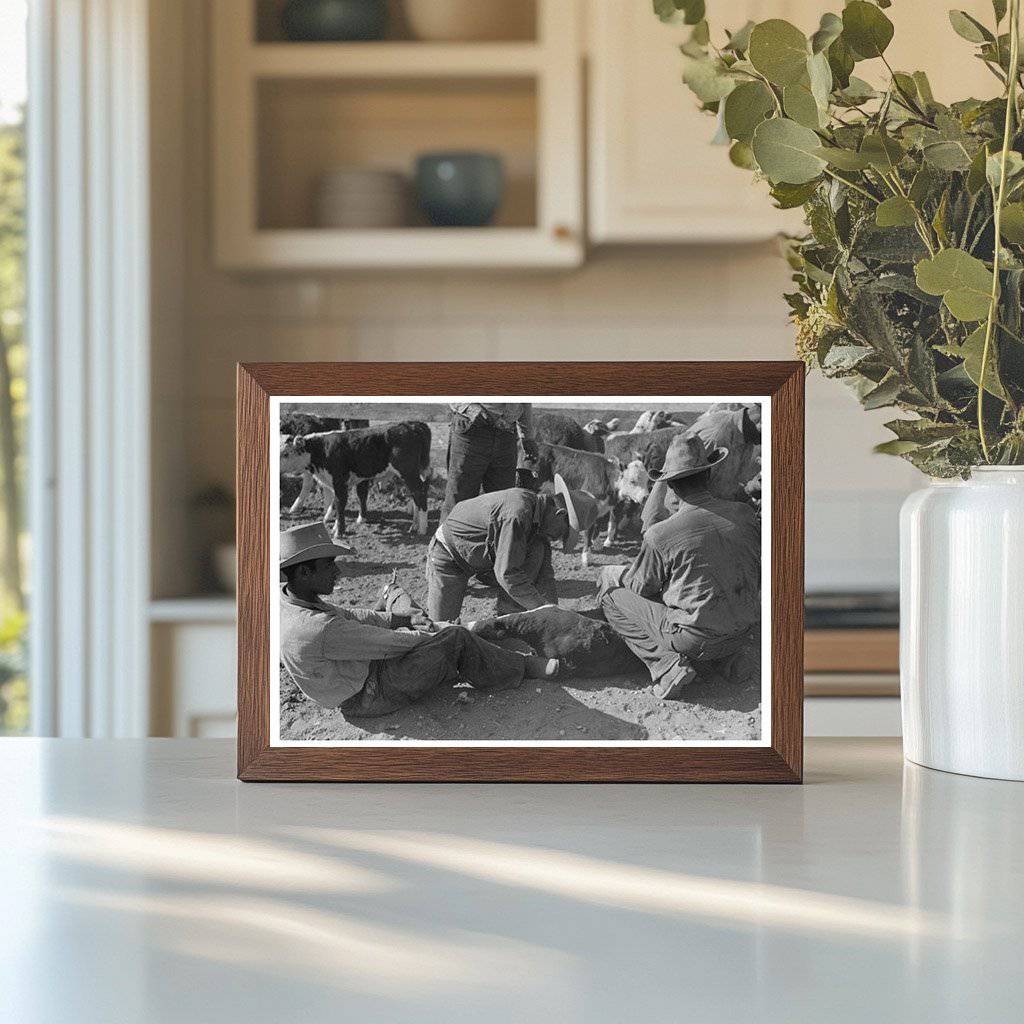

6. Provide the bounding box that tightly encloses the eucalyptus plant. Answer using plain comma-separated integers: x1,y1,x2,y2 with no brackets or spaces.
658,0,1024,474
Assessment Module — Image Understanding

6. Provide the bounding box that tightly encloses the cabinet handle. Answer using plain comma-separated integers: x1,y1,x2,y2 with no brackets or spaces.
553,224,574,241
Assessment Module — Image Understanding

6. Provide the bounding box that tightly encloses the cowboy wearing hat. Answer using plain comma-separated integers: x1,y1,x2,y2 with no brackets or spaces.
598,435,760,700
279,522,558,718
426,474,600,623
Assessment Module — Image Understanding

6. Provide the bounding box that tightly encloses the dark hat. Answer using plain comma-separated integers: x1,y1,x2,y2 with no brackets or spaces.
650,434,728,483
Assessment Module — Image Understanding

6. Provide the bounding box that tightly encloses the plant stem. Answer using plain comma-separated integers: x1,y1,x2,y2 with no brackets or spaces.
979,0,1021,462
821,167,879,203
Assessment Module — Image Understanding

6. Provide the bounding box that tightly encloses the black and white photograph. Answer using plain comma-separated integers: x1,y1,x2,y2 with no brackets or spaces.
271,396,769,746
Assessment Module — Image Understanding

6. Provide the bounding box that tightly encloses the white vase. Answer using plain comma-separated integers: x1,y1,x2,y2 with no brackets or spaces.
900,467,1024,780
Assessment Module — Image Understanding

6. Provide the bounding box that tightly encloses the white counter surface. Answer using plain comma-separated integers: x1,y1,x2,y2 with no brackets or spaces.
2,738,1021,1023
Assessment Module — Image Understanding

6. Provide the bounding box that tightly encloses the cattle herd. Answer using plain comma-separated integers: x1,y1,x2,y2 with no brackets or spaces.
278,404,763,560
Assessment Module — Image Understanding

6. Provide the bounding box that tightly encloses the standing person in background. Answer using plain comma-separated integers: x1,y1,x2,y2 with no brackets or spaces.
441,402,536,520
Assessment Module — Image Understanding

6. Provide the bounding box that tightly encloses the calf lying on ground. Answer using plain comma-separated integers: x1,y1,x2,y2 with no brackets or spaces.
281,415,373,512
280,421,432,539
470,606,643,678
530,442,649,565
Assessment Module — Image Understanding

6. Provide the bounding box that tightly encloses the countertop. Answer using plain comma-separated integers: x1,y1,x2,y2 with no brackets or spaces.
2,738,1022,1023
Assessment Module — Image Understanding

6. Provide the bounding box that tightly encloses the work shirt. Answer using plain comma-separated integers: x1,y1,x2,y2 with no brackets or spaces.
441,488,555,610
279,585,424,708
623,488,761,639
450,402,532,435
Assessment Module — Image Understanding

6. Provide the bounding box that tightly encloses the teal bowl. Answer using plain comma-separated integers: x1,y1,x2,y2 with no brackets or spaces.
415,152,505,228
281,0,388,42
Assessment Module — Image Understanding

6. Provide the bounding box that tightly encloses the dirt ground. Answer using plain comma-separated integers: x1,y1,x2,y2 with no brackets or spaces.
278,420,762,743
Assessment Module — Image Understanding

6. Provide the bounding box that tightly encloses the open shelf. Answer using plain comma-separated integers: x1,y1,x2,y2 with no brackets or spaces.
249,42,544,77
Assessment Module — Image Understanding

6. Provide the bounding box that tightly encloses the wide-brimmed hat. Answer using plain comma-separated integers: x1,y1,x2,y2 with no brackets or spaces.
279,522,353,570
553,474,601,551
650,435,728,483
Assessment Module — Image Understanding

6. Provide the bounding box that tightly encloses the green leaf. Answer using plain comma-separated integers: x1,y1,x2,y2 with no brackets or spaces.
842,1,894,60
860,133,905,172
752,117,827,184
814,146,872,170
915,249,994,321
967,143,993,193
654,0,705,25
723,81,775,143
862,374,902,409
875,196,918,228
959,324,1007,398
1000,202,1024,242
728,140,758,169
770,179,820,209
724,20,755,53
827,35,855,89
948,10,993,44
993,0,1008,24
912,71,935,105
986,150,1024,190
874,439,922,455
909,165,936,205
783,83,822,128
836,75,877,104
810,12,843,54
807,51,833,110
681,55,737,103
748,19,810,87
923,141,973,171
884,418,963,443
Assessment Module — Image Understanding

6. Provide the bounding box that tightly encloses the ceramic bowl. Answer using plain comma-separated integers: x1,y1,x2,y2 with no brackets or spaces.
281,0,388,42
415,152,505,227
403,0,534,42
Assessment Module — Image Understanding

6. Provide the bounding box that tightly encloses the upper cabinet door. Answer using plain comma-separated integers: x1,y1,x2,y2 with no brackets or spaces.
587,1,1003,245
588,1,811,243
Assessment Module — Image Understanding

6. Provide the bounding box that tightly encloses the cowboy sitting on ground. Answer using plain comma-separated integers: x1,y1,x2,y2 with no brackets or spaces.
279,523,559,719
597,436,761,701
426,474,600,624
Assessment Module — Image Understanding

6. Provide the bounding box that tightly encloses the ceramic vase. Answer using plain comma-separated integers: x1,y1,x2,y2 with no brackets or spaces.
900,467,1024,781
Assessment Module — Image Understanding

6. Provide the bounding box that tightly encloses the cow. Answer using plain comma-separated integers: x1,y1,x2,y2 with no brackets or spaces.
280,413,370,434
533,412,619,453
685,405,762,503
469,606,643,678
530,442,650,565
629,409,688,433
604,424,689,475
279,421,432,539
281,415,372,512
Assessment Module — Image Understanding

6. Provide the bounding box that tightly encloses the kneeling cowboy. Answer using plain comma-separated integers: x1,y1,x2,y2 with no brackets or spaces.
599,436,761,700
427,475,599,623
279,523,559,718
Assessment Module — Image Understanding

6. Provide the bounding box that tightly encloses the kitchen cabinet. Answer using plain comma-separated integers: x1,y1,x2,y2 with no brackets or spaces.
211,0,584,269
587,0,999,244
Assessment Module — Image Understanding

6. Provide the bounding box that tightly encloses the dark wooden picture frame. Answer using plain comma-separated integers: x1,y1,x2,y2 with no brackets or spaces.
238,362,804,782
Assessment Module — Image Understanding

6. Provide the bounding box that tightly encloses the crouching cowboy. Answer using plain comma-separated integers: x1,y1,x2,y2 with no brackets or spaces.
598,437,760,701
279,523,559,718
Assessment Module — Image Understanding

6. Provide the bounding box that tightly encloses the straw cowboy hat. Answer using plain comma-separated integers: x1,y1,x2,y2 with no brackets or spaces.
279,522,353,570
650,435,728,483
553,473,601,551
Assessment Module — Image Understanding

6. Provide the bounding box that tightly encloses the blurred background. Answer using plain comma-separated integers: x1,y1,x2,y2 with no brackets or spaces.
0,0,999,740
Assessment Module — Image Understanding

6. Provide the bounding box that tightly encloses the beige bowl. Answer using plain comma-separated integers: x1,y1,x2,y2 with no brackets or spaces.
314,168,410,228
404,0,535,42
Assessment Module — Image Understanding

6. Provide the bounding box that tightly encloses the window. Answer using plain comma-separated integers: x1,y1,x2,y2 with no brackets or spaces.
0,0,28,734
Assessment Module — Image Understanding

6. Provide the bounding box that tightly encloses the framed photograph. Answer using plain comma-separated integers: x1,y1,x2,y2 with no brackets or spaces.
237,362,804,782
